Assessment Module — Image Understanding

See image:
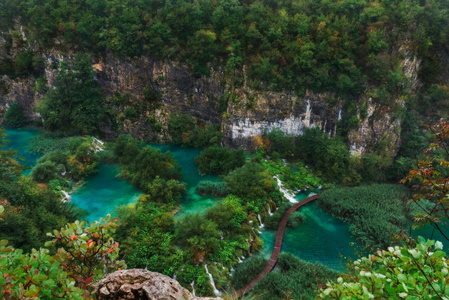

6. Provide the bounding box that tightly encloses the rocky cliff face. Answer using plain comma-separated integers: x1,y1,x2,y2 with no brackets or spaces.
0,32,425,156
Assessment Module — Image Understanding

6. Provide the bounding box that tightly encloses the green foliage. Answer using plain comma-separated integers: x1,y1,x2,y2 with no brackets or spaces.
319,185,412,248
2,0,448,97
30,139,100,183
4,103,27,128
266,129,295,158
30,160,61,182
140,177,187,204
0,215,125,299
195,146,245,176
261,159,324,191
321,238,449,299
230,256,267,290
251,253,338,300
176,195,252,265
37,53,105,135
168,113,221,148
297,128,355,184
195,180,228,197
176,214,221,262
114,202,181,275
0,132,83,252
127,146,182,191
124,107,137,119
265,203,304,230
225,162,281,212
26,134,73,154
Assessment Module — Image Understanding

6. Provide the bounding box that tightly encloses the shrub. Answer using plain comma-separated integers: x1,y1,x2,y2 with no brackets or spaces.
252,253,338,300
230,256,267,289
30,160,61,183
4,103,27,128
321,238,448,299
195,146,245,176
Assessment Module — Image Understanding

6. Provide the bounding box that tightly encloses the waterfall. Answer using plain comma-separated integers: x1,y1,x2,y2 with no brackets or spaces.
275,176,297,203
268,205,273,216
257,214,264,228
91,137,105,153
204,264,221,296
173,271,177,281
61,190,71,202
190,281,196,297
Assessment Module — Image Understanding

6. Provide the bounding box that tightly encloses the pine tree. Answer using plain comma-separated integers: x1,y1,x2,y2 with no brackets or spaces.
37,53,104,134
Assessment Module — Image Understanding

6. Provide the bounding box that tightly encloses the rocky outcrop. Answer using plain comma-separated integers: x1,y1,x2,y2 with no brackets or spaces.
222,89,340,148
96,269,221,300
0,27,426,156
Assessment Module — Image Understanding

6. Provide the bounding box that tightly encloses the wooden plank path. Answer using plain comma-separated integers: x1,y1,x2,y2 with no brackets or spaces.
235,194,321,297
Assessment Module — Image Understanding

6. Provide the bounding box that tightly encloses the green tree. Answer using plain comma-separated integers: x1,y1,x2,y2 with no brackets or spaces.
195,146,245,176
4,103,27,128
37,53,105,134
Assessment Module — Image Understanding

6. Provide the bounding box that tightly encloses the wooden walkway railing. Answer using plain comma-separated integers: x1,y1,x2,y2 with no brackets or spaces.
235,194,321,297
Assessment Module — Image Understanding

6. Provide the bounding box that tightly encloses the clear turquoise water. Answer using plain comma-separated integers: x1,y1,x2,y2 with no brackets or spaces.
258,191,366,271
4,127,448,265
149,144,223,218
3,127,43,172
71,164,142,223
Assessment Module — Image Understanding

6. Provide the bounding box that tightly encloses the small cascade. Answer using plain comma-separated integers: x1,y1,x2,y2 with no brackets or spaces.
173,271,177,281
190,281,196,297
258,214,264,228
275,176,297,203
308,192,317,197
91,137,105,153
268,205,273,216
61,190,71,202
204,264,221,296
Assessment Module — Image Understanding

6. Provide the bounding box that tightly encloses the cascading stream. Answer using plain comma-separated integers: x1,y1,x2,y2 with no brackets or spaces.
204,264,221,296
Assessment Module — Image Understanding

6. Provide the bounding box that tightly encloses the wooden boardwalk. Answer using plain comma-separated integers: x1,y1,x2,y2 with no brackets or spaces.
235,194,321,297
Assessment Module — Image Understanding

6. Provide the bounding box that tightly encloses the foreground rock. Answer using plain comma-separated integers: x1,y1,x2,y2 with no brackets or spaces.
96,269,222,300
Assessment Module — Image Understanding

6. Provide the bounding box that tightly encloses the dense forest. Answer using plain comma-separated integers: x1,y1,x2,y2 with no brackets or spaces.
1,0,449,299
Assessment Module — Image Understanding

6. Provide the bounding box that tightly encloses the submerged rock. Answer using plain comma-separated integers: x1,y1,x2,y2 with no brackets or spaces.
96,269,222,300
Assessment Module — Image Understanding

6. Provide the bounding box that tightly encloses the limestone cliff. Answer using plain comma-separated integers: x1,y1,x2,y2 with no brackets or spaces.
0,27,429,157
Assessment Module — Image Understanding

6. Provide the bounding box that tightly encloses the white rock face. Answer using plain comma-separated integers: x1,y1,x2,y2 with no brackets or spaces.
231,116,317,140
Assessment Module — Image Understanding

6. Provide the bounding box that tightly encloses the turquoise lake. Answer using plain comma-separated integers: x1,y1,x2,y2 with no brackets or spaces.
258,191,366,271
3,127,448,269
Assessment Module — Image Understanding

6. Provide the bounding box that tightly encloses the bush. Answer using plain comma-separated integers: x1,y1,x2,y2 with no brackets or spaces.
30,160,61,183
195,146,245,176
168,113,221,147
225,163,275,201
252,253,338,300
4,103,27,128
195,181,228,196
297,128,351,183
266,129,295,158
230,256,267,290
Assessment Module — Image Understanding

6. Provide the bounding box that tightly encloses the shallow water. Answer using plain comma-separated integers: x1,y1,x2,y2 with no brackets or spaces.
71,164,142,222
258,191,366,271
3,127,43,172
149,144,223,218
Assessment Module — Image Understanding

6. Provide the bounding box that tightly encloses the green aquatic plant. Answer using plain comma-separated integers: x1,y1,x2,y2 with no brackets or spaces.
319,184,412,248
